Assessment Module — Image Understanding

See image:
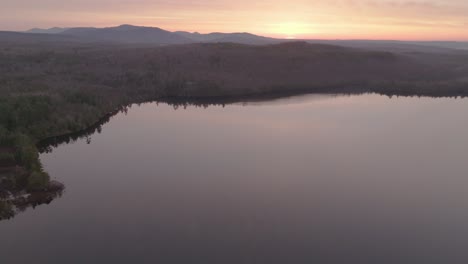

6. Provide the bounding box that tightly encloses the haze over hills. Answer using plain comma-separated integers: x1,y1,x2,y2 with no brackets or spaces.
20,24,468,51
0,31,81,43
26,27,69,34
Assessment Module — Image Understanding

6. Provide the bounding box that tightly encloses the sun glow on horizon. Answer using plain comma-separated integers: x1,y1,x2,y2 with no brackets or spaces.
267,22,315,39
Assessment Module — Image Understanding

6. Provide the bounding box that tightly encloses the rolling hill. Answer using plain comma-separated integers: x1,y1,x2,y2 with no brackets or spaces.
59,24,192,44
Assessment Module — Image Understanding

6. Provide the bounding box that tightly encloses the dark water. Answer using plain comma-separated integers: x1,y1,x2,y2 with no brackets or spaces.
2,94,468,263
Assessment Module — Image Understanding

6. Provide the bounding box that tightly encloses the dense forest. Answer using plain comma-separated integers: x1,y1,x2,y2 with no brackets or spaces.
1,37,468,219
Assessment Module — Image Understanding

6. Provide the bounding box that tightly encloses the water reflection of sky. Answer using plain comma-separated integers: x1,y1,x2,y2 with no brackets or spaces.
2,94,468,263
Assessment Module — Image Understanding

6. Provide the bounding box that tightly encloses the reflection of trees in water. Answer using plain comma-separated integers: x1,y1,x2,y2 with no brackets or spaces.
36,93,372,152
37,106,129,153
161,92,365,109
0,176,64,221
38,95,318,152
37,91,468,154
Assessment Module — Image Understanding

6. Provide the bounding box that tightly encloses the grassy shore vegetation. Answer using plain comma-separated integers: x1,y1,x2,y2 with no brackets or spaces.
1,39,468,219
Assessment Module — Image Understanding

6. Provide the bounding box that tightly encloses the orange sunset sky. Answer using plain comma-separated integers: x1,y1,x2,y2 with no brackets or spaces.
1,0,467,40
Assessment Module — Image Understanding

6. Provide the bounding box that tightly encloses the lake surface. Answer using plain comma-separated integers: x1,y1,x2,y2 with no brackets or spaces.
2,94,468,263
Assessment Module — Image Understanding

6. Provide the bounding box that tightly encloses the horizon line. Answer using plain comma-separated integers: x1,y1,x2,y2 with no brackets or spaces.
6,24,468,42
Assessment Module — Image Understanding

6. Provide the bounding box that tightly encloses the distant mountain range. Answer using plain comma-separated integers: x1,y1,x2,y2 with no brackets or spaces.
24,24,278,45
18,24,468,51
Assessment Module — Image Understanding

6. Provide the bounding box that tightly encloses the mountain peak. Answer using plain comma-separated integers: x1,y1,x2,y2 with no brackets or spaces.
115,24,138,29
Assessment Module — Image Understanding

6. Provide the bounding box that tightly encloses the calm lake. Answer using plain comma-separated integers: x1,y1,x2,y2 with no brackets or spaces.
2,93,468,263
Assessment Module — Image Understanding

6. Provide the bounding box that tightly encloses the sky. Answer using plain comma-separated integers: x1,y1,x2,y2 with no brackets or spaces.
1,0,468,40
